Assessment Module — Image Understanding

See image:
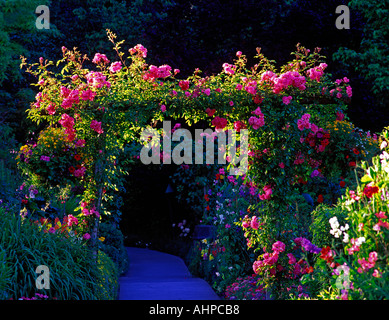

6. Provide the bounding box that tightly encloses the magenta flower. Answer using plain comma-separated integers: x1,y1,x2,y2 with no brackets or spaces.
250,216,259,230
222,63,235,75
74,167,86,178
272,241,286,253
86,71,111,89
81,89,96,101
258,185,272,200
92,53,110,64
75,139,86,148
67,214,78,227
211,116,228,131
203,88,211,96
40,155,50,162
46,104,56,115
282,96,292,105
131,44,147,58
248,116,265,130
109,61,122,73
90,120,104,134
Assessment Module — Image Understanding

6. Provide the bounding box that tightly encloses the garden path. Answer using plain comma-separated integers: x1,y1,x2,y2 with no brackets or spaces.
118,247,220,300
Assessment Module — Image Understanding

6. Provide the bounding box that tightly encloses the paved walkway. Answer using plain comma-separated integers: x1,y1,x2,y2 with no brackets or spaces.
118,247,220,300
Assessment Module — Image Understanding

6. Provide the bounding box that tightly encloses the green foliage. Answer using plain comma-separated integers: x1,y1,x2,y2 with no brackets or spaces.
333,0,389,111
69,0,173,57
310,204,348,249
0,206,118,300
307,128,389,299
0,0,45,85
0,123,22,207
0,248,12,299
96,250,119,300
98,221,129,275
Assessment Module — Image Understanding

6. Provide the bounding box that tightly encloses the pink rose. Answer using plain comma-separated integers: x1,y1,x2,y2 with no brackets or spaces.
109,61,122,73
90,120,104,134
83,233,91,240
250,216,259,230
282,96,292,105
272,241,286,253
92,53,110,64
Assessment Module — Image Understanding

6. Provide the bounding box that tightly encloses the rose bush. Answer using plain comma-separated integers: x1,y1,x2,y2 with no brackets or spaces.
17,30,384,300
302,129,389,300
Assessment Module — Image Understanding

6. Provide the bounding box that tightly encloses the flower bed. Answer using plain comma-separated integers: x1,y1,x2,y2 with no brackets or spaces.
10,30,385,299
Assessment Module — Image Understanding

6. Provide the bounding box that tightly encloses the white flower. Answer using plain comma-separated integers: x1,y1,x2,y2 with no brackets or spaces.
329,217,340,229
343,233,349,243
356,237,366,246
330,229,342,238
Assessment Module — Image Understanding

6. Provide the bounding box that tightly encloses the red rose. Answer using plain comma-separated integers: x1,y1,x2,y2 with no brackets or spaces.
320,246,334,263
363,183,379,198
21,199,28,204
211,116,228,130
74,154,81,161
353,148,360,155
349,161,356,167
317,194,324,203
253,95,263,104
339,180,346,188
205,108,216,117
178,80,190,91
206,205,210,211
69,166,75,173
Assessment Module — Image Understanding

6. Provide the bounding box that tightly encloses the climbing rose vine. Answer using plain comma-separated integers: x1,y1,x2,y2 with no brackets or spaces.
19,30,351,256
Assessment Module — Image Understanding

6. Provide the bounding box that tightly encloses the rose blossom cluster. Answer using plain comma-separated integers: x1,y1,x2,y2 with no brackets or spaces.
260,70,307,94
59,113,76,142
92,53,110,65
90,119,104,134
258,184,272,200
129,44,147,58
60,86,80,109
85,71,111,89
302,127,330,153
143,64,172,81
80,201,100,217
109,61,122,73
249,107,265,130
222,63,236,75
252,241,285,276
306,63,328,82
297,113,312,131
212,116,228,131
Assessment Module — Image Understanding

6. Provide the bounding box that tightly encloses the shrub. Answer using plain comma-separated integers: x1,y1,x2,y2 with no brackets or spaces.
98,221,129,276
304,129,389,299
0,206,118,300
